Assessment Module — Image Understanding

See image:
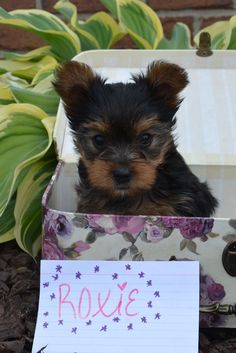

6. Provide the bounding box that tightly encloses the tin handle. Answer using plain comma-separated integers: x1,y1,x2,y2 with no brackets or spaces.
200,303,236,315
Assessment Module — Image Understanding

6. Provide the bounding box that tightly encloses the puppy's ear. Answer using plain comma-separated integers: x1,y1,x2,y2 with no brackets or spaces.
134,60,189,109
53,61,105,120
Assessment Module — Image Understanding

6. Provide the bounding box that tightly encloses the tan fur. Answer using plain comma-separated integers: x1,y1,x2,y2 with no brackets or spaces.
133,115,160,135
86,160,115,192
83,121,110,134
53,61,95,104
146,61,189,107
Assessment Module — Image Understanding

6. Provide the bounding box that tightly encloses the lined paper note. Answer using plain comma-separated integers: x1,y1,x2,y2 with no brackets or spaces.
32,260,199,353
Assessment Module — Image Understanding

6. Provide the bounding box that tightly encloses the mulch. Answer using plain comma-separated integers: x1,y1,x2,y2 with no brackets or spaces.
0,240,236,353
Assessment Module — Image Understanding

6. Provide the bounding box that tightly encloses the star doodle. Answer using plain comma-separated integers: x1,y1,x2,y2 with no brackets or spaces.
56,265,62,273
58,320,63,325
52,274,58,281
100,325,107,332
94,265,100,273
155,313,161,320
72,327,77,334
76,271,82,279
43,282,49,288
141,316,147,323
125,264,131,270
43,322,48,328
154,291,160,298
37,345,48,353
147,280,152,287
113,317,120,323
43,312,49,316
147,301,153,308
138,272,145,278
86,320,92,326
112,273,118,280
127,323,133,330
50,293,56,300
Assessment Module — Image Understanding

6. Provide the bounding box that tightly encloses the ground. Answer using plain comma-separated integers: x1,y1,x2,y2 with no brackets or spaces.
0,240,235,353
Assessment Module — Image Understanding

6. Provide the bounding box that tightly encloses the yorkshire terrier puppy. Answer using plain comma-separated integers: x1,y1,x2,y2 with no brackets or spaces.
53,60,218,217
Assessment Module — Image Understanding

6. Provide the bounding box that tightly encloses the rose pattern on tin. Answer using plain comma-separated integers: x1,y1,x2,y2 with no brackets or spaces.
42,211,236,327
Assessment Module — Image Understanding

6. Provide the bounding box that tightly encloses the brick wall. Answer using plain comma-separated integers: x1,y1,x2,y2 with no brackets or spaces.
0,0,236,51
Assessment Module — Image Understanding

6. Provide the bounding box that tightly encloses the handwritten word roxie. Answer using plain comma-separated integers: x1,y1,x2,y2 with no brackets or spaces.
58,282,139,320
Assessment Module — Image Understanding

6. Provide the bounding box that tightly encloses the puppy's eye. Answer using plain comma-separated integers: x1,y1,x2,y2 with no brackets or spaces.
138,133,153,147
92,134,105,149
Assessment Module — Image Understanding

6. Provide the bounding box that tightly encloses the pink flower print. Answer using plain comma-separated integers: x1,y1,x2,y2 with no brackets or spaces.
145,223,164,242
112,216,145,237
180,219,214,239
207,283,226,302
86,215,120,234
44,211,72,238
43,239,65,260
86,214,145,237
162,217,187,229
162,217,214,240
74,241,91,253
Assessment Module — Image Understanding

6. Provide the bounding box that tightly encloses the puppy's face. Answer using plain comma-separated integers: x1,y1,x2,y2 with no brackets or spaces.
53,61,188,198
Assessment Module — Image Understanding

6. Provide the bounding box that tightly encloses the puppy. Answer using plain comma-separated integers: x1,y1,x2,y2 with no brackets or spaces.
53,60,218,217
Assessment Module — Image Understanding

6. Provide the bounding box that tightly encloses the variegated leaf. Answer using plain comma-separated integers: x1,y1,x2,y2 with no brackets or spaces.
79,12,124,48
0,103,55,216
0,7,81,60
117,0,163,49
4,46,53,62
194,16,236,49
0,56,57,81
0,193,16,243
158,23,192,49
14,156,57,257
100,0,118,18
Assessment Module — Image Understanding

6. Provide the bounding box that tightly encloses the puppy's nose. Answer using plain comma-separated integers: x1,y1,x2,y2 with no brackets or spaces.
113,167,131,184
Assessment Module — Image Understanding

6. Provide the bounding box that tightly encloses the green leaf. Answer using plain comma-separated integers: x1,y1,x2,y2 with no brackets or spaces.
14,156,57,257
132,253,144,261
10,87,59,115
180,239,187,250
72,215,89,228
55,1,124,50
119,247,128,259
0,103,55,217
0,193,16,243
74,27,99,50
122,232,136,243
208,232,219,238
0,81,15,105
10,74,59,115
4,46,53,62
0,7,81,60
227,16,236,49
31,62,58,86
86,230,98,243
54,0,99,50
117,0,163,49
54,0,78,27
194,19,232,49
100,0,118,18
186,240,199,255
0,55,57,81
222,234,236,243
158,23,192,49
79,12,124,48
129,244,139,256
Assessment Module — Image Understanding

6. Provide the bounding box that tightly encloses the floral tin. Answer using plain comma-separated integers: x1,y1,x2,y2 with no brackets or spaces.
42,50,236,327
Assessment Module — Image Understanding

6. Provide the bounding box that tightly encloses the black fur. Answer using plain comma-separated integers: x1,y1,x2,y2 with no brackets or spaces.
53,60,218,217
